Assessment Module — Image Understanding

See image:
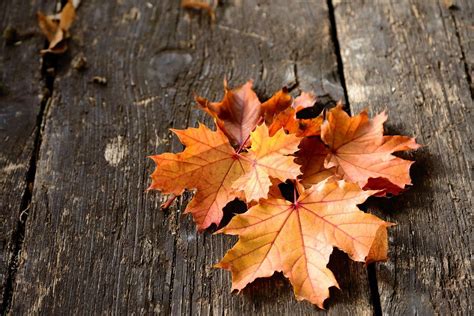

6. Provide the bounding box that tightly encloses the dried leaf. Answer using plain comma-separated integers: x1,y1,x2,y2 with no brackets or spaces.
59,1,76,31
296,137,335,187
321,105,420,195
37,0,76,55
37,12,59,42
266,91,322,137
216,179,392,307
149,123,302,229
181,0,217,21
196,80,262,147
261,87,292,123
268,107,323,137
231,124,302,202
293,91,316,111
149,124,246,230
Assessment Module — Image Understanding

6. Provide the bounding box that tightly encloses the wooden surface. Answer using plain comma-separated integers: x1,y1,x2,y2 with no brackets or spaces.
4,0,373,315
334,0,473,314
0,0,44,309
0,0,471,314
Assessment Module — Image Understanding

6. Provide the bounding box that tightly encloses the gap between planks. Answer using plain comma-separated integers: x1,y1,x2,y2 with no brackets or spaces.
0,50,56,316
327,0,383,315
448,7,474,99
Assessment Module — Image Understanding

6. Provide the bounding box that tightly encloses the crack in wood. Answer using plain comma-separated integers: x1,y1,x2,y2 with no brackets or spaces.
327,0,350,110
0,43,56,316
367,263,383,316
448,8,474,99
327,0,383,315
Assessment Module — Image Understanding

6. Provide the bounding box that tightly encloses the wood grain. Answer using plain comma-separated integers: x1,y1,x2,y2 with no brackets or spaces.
449,0,473,97
334,0,473,314
10,0,374,314
0,0,44,308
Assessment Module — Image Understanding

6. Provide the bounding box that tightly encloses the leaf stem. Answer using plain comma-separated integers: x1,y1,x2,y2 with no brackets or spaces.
236,117,264,154
236,134,251,154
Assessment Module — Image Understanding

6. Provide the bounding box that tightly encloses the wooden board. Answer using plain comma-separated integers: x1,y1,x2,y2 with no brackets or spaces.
0,1,44,309
448,0,473,97
10,0,375,314
334,0,473,314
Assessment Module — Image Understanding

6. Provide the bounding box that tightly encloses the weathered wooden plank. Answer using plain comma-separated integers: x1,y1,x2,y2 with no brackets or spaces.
0,1,43,309
10,0,376,314
334,0,473,314
448,0,473,97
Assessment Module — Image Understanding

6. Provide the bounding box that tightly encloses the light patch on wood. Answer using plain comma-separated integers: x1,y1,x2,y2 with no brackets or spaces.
104,136,127,167
32,285,50,313
122,7,141,22
347,83,370,104
2,162,25,174
217,25,271,44
134,95,159,106
154,130,170,149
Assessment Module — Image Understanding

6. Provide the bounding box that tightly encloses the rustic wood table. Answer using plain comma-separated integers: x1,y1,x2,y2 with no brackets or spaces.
1,0,472,314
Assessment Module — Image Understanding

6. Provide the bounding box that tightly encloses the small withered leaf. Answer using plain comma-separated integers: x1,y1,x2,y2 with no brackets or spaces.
37,0,76,55
196,80,261,147
181,0,217,21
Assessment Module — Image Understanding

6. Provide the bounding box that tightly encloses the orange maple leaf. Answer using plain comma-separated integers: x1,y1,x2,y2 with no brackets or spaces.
196,80,262,147
148,124,302,230
231,124,302,202
268,107,323,137
261,87,293,123
321,105,420,195
296,137,335,187
216,179,392,308
148,124,245,230
268,92,322,137
293,91,317,111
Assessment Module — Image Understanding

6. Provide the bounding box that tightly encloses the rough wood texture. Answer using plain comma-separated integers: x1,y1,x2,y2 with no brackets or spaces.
10,0,374,314
0,0,43,307
448,0,473,96
334,0,473,314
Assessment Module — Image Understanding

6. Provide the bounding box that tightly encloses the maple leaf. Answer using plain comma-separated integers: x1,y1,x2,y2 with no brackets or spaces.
231,124,302,202
196,80,262,147
293,91,317,111
296,137,335,187
149,124,302,229
148,124,246,230
268,107,323,137
260,87,293,123
267,92,322,137
216,179,392,307
321,105,420,195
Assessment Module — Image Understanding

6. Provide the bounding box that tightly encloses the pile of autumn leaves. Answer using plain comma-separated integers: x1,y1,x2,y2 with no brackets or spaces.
148,80,419,308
